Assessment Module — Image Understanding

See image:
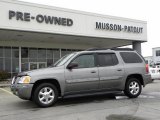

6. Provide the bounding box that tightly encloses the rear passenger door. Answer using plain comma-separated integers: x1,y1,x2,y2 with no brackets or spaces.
97,53,124,90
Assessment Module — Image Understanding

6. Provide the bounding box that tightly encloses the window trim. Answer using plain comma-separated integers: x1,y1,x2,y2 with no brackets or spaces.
96,52,119,67
67,53,97,69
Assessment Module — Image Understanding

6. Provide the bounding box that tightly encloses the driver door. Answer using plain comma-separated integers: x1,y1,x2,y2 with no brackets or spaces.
65,54,99,94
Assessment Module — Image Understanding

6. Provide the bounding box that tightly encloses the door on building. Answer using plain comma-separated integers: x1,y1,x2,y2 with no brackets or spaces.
29,62,47,70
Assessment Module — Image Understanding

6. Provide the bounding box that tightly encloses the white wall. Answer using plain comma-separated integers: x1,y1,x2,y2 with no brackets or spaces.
0,0,147,42
153,48,160,64
0,40,92,49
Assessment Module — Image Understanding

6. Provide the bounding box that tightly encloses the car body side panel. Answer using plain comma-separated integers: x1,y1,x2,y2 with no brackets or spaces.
64,67,99,94
121,62,150,87
26,66,66,96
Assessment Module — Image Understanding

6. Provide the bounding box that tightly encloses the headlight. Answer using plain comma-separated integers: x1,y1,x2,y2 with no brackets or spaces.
18,76,31,84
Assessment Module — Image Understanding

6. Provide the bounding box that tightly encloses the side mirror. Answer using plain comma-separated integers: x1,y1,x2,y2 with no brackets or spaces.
67,62,78,69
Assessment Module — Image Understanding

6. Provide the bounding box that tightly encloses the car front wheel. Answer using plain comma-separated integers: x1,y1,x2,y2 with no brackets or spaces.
33,83,58,107
124,78,142,98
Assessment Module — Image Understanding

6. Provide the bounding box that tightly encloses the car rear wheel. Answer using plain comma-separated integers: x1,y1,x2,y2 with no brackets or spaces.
124,78,142,98
33,83,58,107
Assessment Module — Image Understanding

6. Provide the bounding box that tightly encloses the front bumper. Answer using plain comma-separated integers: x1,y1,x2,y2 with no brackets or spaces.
10,84,33,100
143,74,152,86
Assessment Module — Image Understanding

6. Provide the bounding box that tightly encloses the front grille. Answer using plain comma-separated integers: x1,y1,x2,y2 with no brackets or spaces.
11,76,20,84
11,77,16,84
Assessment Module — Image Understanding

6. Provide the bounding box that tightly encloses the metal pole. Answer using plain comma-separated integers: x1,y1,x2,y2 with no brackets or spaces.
19,46,21,72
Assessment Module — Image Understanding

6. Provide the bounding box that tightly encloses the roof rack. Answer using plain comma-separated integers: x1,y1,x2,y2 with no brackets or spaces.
85,47,134,51
86,48,109,51
111,48,134,51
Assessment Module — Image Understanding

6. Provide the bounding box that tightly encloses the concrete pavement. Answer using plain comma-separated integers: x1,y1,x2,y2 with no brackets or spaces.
0,81,160,120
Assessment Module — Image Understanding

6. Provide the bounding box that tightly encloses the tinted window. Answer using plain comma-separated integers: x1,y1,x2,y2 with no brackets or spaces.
120,52,142,63
29,48,37,58
4,47,11,58
0,47,3,57
71,54,95,68
0,58,3,70
47,49,53,59
156,50,160,56
98,53,118,67
38,48,46,58
21,48,28,58
12,47,19,58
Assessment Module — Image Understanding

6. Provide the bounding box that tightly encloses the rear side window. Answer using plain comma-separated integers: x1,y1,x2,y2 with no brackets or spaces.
98,53,118,67
120,52,143,63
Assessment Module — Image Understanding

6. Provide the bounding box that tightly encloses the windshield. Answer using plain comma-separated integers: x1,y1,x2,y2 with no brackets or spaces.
53,53,76,67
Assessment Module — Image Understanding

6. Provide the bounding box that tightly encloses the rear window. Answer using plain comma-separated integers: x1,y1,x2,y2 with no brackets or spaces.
98,53,118,67
120,52,143,63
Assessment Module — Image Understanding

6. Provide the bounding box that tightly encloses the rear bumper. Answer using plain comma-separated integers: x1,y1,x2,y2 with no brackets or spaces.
143,74,152,86
10,84,33,100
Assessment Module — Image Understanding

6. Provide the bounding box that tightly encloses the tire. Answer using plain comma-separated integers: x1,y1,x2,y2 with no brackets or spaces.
124,78,142,98
33,83,58,107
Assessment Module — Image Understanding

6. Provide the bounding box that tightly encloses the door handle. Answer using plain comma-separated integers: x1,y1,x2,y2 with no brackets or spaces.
91,70,96,73
117,69,122,71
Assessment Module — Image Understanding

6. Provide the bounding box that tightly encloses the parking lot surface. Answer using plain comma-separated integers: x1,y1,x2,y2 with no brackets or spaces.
0,81,160,120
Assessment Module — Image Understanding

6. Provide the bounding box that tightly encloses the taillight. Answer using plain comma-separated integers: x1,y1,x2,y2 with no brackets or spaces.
146,64,149,74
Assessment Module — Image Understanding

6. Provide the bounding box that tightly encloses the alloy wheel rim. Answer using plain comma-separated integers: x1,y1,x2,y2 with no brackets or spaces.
129,81,140,95
38,87,55,104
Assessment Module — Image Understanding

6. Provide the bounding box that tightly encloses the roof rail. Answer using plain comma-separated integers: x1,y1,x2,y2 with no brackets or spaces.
85,48,109,51
85,47,134,51
111,48,134,51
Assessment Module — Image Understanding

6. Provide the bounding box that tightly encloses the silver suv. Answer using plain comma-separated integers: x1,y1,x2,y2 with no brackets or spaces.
11,48,151,107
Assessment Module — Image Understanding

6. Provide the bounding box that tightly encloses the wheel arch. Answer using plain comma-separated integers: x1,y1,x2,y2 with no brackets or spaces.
126,74,144,87
31,79,62,99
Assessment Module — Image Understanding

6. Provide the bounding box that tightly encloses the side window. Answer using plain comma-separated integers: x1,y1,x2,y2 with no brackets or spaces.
71,54,95,68
120,52,143,63
98,53,118,67
156,50,160,56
